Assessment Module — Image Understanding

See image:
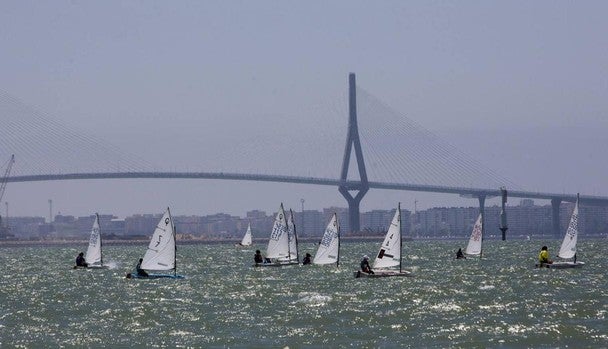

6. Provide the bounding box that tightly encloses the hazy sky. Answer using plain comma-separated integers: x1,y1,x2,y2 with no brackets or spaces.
1,1,607,220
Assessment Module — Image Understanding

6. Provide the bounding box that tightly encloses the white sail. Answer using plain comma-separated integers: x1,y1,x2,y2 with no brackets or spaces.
313,213,340,265
85,213,102,266
240,223,253,246
558,196,579,259
373,205,401,269
141,208,175,271
465,214,483,255
286,210,298,261
266,204,290,259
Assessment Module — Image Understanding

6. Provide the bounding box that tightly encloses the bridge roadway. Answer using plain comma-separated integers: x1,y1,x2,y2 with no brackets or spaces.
7,171,608,206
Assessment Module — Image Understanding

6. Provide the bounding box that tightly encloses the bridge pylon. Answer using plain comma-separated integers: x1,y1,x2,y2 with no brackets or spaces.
339,73,369,233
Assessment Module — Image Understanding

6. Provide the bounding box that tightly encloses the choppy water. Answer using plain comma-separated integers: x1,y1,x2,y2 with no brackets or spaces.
1,239,606,348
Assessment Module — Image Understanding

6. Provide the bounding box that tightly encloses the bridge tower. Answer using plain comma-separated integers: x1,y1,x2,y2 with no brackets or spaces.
339,73,369,233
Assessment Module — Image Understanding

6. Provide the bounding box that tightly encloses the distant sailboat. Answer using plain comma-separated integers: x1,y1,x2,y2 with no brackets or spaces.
355,203,412,278
85,213,107,269
127,207,184,279
465,213,483,258
256,203,299,267
542,194,585,269
236,223,253,247
313,213,340,267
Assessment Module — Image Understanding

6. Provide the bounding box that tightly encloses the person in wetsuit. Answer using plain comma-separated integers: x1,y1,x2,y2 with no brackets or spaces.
360,255,374,274
302,253,312,265
75,252,88,268
456,248,466,259
136,258,149,277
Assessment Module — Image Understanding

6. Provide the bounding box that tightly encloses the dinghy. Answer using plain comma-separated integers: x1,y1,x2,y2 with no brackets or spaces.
235,223,253,248
313,213,340,267
538,194,585,269
355,203,413,278
465,213,483,259
254,203,299,267
126,207,185,279
74,213,107,269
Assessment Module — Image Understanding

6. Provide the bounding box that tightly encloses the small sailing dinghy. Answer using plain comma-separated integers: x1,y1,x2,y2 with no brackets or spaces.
464,213,483,259
254,203,299,267
74,213,107,269
313,213,340,267
354,203,413,278
235,223,253,248
126,207,185,279
538,194,585,269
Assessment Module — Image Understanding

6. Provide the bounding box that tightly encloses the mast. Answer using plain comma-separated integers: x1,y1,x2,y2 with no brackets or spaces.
168,207,176,276
290,209,299,262
97,213,103,266
335,213,340,268
398,202,402,273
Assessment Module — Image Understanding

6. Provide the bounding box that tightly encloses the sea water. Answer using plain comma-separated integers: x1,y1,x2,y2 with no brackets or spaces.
0,240,606,348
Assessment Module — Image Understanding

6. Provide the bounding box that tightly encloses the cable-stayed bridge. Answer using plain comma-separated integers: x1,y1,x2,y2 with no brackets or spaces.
2,73,607,237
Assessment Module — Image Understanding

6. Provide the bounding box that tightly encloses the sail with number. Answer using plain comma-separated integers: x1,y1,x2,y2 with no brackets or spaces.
465,214,483,256
373,205,401,269
313,213,340,266
558,195,579,259
240,223,253,246
141,208,176,271
266,204,290,259
85,213,103,266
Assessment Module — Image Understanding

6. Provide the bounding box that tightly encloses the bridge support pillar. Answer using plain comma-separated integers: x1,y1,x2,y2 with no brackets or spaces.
499,187,508,241
551,198,561,238
339,73,369,233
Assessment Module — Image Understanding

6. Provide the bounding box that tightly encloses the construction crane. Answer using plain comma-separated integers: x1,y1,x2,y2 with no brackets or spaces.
0,155,15,237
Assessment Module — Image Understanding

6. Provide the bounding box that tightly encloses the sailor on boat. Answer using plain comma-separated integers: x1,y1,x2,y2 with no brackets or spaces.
75,252,88,268
359,255,374,275
135,258,149,277
253,250,272,264
456,248,466,259
538,246,553,267
302,253,312,265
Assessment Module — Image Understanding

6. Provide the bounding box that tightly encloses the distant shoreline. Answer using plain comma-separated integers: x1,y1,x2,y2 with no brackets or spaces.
1,235,604,248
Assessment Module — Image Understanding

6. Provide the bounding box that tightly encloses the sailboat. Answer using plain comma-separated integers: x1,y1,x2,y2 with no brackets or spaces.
354,203,413,278
85,213,107,269
464,213,483,258
235,223,253,248
313,213,340,267
542,194,585,269
255,203,299,267
126,207,184,279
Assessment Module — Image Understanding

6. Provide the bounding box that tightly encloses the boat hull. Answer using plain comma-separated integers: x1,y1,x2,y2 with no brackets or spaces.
354,270,413,278
253,261,299,268
126,273,185,279
73,265,108,270
536,261,585,269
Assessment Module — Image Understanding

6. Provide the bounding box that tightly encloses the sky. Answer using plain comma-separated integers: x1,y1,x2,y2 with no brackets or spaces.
1,1,607,220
